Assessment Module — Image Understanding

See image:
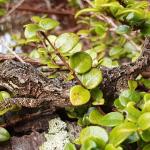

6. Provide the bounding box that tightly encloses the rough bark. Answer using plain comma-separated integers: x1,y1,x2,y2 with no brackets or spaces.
0,38,150,111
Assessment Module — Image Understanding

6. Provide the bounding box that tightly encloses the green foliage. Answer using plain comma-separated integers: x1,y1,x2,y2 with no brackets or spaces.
2,0,150,149
0,127,10,142
70,85,90,106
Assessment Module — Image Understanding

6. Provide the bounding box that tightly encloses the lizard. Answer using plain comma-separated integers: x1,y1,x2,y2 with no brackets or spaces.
0,37,150,112
0,60,73,112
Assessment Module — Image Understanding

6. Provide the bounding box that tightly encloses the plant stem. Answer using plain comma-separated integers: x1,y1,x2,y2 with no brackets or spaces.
39,31,83,86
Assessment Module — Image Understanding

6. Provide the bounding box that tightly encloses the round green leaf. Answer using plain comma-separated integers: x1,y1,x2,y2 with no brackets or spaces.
99,112,124,127
64,142,76,150
24,24,41,39
0,91,11,101
91,88,104,105
80,139,97,150
55,33,79,53
109,122,137,146
119,89,141,107
116,25,130,34
143,144,150,150
39,18,59,30
78,68,103,89
138,112,150,130
0,127,10,142
70,85,90,106
79,126,108,148
88,108,103,125
69,52,92,74
140,129,150,142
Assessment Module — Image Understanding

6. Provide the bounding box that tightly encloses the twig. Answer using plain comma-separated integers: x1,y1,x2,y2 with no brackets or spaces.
39,31,83,86
0,0,25,23
0,39,25,63
0,4,74,19
96,15,141,51
85,0,141,51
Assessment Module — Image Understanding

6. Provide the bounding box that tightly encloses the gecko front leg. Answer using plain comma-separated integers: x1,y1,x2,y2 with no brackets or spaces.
0,98,46,111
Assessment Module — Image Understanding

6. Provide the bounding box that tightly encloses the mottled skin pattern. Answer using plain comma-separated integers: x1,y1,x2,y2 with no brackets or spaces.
0,38,150,111
0,60,72,111
101,37,150,100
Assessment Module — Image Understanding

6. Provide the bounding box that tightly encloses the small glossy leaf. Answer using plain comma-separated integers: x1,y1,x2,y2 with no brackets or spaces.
69,52,92,74
127,132,139,143
138,112,150,130
79,126,108,148
79,68,103,89
116,25,130,34
0,91,11,101
109,122,137,146
80,139,97,150
143,144,150,150
75,8,99,18
91,88,104,105
70,85,90,106
99,112,124,127
140,129,150,142
0,127,10,142
29,50,40,59
55,33,79,53
105,144,123,150
123,102,141,122
64,142,76,150
88,108,103,125
128,80,138,91
39,18,59,30
119,89,141,107
24,24,41,39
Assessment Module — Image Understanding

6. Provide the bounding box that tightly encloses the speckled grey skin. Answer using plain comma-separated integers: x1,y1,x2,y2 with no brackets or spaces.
0,38,150,111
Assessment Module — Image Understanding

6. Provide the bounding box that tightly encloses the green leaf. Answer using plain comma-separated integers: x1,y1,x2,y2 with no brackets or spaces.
0,0,8,4
88,108,103,125
55,33,79,53
29,50,40,59
64,142,76,150
138,112,150,130
31,16,41,23
128,80,138,91
79,126,108,148
124,102,141,123
70,85,90,106
75,8,99,18
109,46,125,59
0,9,6,16
143,144,150,150
39,18,59,30
99,112,124,127
91,88,104,105
140,129,150,142
105,144,123,150
109,122,137,146
24,24,41,39
116,25,130,34
69,52,92,74
0,91,11,101
127,132,139,143
0,127,10,142
119,89,141,107
95,0,108,8
78,68,103,89
80,139,97,150
141,20,150,36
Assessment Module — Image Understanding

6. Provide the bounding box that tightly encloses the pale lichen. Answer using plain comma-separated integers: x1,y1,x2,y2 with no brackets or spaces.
39,117,80,150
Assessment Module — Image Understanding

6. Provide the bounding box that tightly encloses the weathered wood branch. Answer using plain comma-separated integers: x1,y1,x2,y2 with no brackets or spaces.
0,38,150,111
